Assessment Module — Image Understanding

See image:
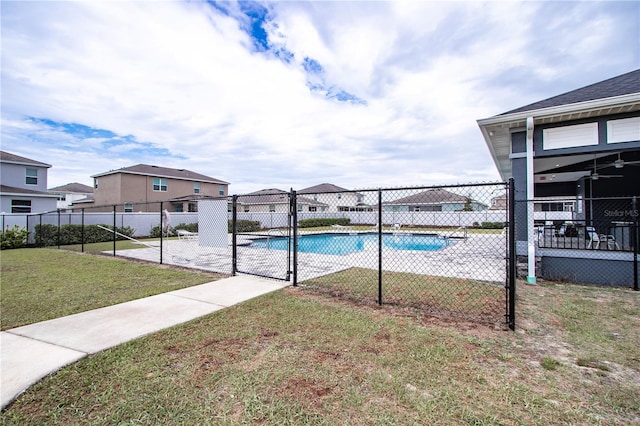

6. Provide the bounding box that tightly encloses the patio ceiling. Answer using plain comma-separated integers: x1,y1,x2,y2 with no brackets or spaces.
477,93,640,180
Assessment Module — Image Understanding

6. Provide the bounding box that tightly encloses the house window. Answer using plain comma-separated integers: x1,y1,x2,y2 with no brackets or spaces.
244,206,250,212
194,183,200,194
297,205,303,212
188,203,197,212
313,194,318,201
309,206,317,212
357,195,363,203
124,203,133,212
219,185,225,196
94,178,99,189
26,168,38,185
337,193,342,199
153,178,167,192
269,204,276,212
11,200,31,213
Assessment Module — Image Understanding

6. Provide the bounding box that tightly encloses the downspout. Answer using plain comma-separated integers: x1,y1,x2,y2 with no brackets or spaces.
526,116,536,284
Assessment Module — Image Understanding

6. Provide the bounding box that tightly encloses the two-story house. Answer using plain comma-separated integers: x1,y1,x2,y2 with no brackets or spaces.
48,182,94,211
87,164,229,212
0,151,58,214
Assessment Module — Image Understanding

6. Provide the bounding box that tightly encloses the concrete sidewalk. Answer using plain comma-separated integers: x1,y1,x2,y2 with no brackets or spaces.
1,275,289,409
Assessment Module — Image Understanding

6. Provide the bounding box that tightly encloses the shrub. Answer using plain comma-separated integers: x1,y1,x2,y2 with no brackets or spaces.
480,221,506,229
1,225,29,250
229,220,261,233
298,218,351,228
35,224,136,246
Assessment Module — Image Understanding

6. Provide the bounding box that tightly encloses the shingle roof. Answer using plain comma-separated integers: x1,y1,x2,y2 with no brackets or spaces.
383,188,468,205
298,183,350,193
48,182,94,193
501,69,640,115
0,184,58,197
92,164,229,184
0,151,51,168
237,188,326,206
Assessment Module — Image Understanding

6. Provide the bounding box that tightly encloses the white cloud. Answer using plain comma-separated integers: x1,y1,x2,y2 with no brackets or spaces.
1,0,637,194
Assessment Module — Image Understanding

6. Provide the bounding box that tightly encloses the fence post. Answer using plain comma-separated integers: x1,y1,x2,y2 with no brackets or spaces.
378,188,383,305
292,190,298,286
57,209,61,249
81,208,85,253
37,214,42,247
159,202,164,264
508,178,516,330
633,196,638,291
112,205,117,256
232,195,237,276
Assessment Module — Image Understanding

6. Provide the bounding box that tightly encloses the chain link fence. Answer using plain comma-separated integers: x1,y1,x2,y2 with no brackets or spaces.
2,183,516,328
286,183,512,326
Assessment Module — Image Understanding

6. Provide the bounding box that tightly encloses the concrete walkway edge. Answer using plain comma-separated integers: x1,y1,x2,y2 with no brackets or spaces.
1,275,288,410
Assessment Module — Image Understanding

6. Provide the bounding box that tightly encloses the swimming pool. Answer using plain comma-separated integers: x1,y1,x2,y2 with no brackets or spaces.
249,232,452,255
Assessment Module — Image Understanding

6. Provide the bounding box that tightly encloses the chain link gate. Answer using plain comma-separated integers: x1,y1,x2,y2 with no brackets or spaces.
231,190,294,281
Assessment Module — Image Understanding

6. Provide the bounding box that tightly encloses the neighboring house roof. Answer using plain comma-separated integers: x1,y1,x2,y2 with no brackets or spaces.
477,69,640,180
237,188,327,206
383,189,470,205
0,184,58,198
298,183,350,193
501,69,640,115
92,164,229,184
69,196,95,204
0,150,52,168
49,182,94,193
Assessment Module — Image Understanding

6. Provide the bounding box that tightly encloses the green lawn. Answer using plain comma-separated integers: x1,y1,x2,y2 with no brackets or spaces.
1,249,639,425
0,248,226,330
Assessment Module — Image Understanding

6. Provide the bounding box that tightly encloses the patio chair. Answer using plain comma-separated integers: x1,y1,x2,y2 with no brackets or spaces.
586,227,600,249
176,229,198,242
600,234,620,250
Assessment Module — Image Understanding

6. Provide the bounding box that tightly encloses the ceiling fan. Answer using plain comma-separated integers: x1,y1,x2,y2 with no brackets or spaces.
595,152,640,170
588,156,623,180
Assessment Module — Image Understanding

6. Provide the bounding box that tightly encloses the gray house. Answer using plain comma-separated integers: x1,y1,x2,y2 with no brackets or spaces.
382,188,488,212
0,151,58,214
478,69,640,286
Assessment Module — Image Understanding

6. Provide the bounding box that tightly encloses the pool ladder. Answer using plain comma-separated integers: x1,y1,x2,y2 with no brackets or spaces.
265,228,286,249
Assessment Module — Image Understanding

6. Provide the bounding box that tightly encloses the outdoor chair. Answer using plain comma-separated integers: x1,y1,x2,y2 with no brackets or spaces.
586,227,600,249
600,234,620,250
176,229,198,242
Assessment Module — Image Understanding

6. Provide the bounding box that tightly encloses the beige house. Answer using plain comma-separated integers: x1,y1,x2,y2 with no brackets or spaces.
84,164,229,212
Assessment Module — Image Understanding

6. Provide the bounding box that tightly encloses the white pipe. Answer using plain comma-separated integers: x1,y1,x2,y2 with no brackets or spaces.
526,117,537,284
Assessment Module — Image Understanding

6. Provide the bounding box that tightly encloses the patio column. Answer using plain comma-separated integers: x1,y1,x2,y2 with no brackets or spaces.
526,116,536,284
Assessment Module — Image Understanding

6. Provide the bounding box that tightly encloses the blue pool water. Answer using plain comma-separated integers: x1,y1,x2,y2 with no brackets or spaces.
250,233,451,255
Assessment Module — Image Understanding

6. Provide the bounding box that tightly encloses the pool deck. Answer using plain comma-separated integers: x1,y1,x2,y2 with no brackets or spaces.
111,232,506,284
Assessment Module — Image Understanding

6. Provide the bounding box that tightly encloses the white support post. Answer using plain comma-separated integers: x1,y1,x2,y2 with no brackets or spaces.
526,116,537,284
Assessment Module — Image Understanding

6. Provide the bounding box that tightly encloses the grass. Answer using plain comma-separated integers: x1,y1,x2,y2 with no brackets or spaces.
304,268,504,322
1,250,639,424
0,248,226,330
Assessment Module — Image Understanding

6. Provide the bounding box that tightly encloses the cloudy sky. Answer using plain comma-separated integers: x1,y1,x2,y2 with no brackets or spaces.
1,1,638,194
